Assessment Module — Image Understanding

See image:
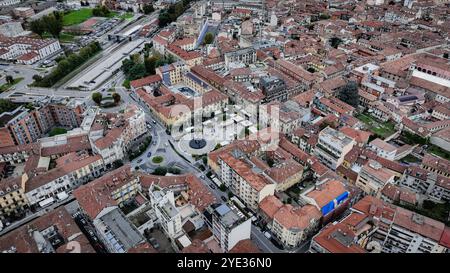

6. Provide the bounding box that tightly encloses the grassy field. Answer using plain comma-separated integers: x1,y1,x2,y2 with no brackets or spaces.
0,77,23,92
43,32,75,43
119,12,133,20
401,154,421,163
356,113,396,139
63,8,93,26
49,127,67,137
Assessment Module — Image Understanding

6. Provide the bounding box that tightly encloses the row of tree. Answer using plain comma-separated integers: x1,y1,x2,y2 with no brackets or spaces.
158,0,192,27
29,11,64,38
33,41,102,87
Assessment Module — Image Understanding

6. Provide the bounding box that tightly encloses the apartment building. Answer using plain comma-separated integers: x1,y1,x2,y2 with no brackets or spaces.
300,179,350,219
0,101,84,148
399,166,450,202
0,35,61,64
73,165,142,226
356,160,396,196
314,126,356,170
156,61,187,86
0,175,29,220
218,151,276,211
0,0,20,6
310,196,450,253
148,184,184,239
369,138,398,161
224,47,256,66
207,203,251,252
0,207,95,253
260,76,288,102
13,7,35,18
25,153,104,207
421,153,450,178
351,196,450,253
93,206,146,253
89,105,146,165
269,201,321,248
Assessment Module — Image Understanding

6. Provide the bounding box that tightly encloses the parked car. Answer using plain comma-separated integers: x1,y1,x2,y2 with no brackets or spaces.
221,196,227,202
209,184,216,189
147,152,152,157
137,159,143,163
149,238,159,248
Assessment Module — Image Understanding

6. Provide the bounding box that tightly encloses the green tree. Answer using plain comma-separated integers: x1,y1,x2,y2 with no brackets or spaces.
338,81,359,108
32,74,43,82
29,19,45,38
93,5,110,17
444,53,449,59
319,13,330,20
203,32,214,45
43,14,63,38
329,37,343,49
127,63,146,80
307,67,316,73
144,56,157,75
142,4,155,14
0,99,18,114
112,92,121,104
153,167,168,176
5,75,14,85
92,92,102,104
168,167,181,174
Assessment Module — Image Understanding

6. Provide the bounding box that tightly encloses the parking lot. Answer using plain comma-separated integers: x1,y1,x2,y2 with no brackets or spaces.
144,227,175,253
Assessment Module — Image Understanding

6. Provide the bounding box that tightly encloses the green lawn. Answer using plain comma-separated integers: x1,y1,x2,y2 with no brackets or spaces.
49,127,67,137
356,113,396,138
0,77,23,92
401,154,421,163
152,156,164,164
43,32,75,43
118,12,133,20
428,145,450,160
122,79,131,89
63,8,93,26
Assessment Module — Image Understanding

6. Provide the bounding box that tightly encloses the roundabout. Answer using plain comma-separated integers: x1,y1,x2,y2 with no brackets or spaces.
178,132,216,156
151,155,164,165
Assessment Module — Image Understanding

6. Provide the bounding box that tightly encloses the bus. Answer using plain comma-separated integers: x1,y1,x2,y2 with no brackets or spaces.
38,197,55,208
212,177,223,188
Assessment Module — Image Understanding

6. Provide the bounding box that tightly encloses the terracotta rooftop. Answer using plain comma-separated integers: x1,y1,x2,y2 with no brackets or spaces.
72,165,136,219
229,239,262,253
306,180,347,208
0,207,95,253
